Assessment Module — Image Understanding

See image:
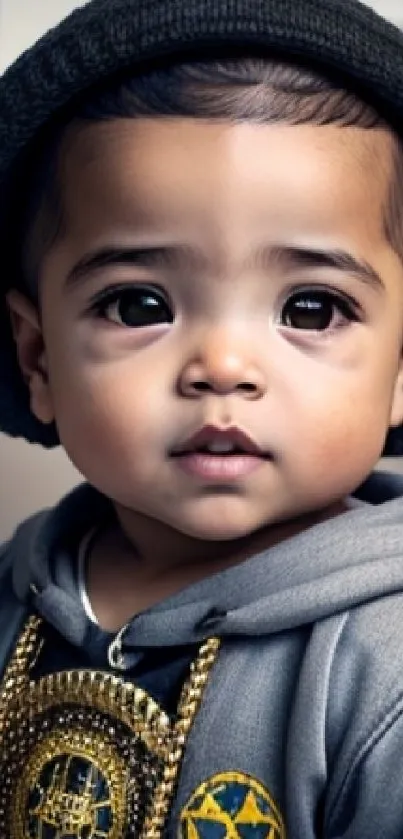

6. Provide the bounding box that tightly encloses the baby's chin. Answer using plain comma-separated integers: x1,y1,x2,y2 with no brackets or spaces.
181,527,258,543
174,498,350,546
171,511,279,544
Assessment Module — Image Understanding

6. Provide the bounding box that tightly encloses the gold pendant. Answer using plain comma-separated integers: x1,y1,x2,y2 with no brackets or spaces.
0,616,220,839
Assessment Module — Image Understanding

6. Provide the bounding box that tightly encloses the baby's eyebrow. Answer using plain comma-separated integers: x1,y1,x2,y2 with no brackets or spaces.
271,246,384,292
64,245,207,289
64,243,384,293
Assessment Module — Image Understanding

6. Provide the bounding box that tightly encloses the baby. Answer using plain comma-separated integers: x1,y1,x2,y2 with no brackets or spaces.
0,0,403,836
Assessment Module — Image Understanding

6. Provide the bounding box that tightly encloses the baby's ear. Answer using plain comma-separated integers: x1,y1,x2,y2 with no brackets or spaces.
5,289,55,425
389,354,403,429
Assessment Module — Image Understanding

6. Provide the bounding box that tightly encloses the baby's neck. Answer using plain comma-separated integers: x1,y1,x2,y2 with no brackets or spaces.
85,500,348,632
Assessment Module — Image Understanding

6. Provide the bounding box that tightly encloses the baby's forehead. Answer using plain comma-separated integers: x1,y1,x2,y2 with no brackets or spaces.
44,118,399,298
56,117,394,237
60,114,395,176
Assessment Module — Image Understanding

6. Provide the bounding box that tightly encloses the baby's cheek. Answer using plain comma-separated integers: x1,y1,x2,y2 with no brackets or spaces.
289,393,382,487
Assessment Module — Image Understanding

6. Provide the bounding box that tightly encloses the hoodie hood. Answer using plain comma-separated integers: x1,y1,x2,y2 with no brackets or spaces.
5,470,403,651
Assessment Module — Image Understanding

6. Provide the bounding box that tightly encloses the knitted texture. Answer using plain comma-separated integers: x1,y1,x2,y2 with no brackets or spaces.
1,0,403,450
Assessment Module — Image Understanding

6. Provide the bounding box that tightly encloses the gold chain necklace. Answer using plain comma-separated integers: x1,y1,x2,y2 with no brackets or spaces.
0,614,221,839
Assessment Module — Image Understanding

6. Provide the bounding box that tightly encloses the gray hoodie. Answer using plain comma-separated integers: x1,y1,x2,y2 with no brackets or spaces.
2,469,403,837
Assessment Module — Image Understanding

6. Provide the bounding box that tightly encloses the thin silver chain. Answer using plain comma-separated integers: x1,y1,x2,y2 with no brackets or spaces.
77,526,100,625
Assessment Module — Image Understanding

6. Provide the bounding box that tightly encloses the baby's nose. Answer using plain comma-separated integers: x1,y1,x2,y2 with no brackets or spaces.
178,331,267,399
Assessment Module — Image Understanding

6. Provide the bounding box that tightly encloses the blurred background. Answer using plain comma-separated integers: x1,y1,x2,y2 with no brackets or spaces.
0,0,402,539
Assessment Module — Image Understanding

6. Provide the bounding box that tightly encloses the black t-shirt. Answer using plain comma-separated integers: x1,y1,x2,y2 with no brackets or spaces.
33,619,197,716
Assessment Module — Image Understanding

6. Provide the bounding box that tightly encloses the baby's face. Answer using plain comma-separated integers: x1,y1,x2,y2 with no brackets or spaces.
10,118,403,540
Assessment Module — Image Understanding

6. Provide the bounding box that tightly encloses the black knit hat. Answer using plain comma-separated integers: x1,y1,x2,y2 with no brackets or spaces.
1,0,403,452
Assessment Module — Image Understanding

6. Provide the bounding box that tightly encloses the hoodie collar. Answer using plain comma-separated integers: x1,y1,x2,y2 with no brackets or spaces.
7,471,403,651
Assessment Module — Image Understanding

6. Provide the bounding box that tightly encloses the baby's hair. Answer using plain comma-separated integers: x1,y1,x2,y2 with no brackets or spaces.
15,52,403,306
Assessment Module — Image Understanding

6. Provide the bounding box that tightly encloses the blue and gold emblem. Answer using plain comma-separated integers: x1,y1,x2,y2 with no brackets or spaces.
0,616,221,839
180,772,285,839
14,730,127,838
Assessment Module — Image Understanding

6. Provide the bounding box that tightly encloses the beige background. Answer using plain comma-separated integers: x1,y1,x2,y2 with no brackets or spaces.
1,0,403,540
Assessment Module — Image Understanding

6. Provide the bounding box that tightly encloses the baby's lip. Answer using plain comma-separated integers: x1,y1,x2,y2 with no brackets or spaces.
171,424,267,456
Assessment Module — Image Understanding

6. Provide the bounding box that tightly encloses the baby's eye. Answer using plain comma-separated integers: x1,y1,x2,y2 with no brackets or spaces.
91,286,174,327
281,290,357,332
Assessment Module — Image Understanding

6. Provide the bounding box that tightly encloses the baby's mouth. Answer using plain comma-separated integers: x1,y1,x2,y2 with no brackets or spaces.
170,425,270,480
171,424,267,458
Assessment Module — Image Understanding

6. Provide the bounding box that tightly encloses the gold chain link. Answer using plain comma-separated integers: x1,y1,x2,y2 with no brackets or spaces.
143,636,221,839
0,615,41,731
